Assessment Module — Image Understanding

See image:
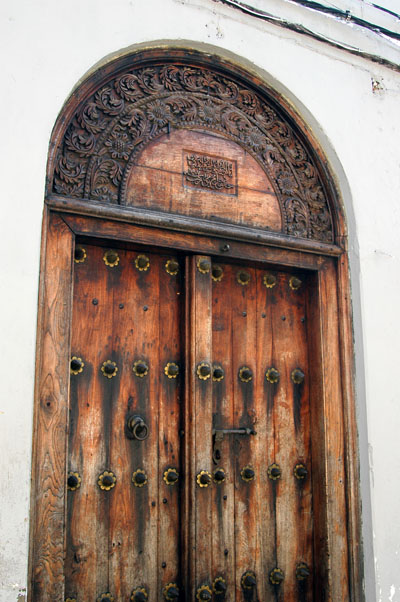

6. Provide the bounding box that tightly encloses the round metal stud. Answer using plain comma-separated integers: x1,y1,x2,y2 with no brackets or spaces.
67,471,81,491
211,264,224,282
65,598,77,602
165,258,179,276
101,360,118,379
197,362,211,380
98,471,116,491
74,245,86,263
212,364,225,382
103,249,120,267
237,270,251,286
269,568,284,585
265,367,279,384
291,368,305,384
135,254,150,271
268,463,282,480
163,583,179,600
97,594,114,602
163,468,179,485
241,466,255,482
133,360,149,378
132,469,148,488
197,258,211,274
130,587,148,601
289,276,302,290
197,470,212,487
263,273,277,288
241,571,256,590
239,366,253,383
213,577,227,595
70,356,84,375
196,585,212,600
296,563,310,581
164,362,179,379
213,468,226,484
294,463,308,480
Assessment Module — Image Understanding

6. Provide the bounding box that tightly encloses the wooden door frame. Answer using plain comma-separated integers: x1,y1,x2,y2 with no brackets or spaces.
29,202,362,601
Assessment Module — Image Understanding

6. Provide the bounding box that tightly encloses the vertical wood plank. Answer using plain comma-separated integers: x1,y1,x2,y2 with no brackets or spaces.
211,262,236,601
157,253,182,598
29,212,73,601
184,255,213,599
230,264,259,600
66,244,114,600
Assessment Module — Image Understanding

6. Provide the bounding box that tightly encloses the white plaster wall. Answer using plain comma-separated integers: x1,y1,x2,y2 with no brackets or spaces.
1,1,400,600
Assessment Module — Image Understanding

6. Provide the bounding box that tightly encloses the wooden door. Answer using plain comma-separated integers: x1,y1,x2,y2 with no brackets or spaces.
66,244,314,601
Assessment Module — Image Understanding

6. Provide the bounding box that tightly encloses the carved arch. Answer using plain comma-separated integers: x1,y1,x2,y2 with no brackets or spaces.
47,49,341,245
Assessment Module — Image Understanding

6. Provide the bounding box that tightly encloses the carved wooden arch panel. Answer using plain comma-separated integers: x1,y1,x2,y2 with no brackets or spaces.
48,49,337,244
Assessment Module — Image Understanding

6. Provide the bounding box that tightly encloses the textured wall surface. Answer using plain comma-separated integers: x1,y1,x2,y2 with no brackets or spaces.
1,0,400,600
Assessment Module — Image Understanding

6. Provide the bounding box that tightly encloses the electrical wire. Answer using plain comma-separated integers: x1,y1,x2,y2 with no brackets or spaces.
211,0,400,72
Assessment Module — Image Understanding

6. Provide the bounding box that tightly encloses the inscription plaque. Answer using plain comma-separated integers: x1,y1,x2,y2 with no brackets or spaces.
183,151,237,195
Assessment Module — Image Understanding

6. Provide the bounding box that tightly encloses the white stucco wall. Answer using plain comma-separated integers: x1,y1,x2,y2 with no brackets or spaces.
1,1,400,600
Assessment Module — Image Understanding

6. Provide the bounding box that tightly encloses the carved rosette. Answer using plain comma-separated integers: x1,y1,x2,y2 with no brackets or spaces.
51,59,333,242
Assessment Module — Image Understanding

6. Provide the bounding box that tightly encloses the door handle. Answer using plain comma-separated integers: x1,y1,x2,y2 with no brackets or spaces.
127,415,149,440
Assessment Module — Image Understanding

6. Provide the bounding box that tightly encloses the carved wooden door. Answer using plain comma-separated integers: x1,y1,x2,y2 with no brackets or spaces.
66,243,313,602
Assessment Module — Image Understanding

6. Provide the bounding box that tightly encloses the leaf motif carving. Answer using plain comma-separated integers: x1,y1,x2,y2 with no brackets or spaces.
50,59,334,241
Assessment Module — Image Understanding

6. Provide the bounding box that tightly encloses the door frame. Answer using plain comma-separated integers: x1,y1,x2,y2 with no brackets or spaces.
29,202,362,601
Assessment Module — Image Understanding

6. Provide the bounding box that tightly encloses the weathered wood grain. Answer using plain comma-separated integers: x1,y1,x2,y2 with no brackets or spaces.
29,212,74,601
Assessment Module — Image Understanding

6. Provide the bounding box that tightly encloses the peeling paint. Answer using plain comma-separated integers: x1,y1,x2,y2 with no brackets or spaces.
389,584,396,602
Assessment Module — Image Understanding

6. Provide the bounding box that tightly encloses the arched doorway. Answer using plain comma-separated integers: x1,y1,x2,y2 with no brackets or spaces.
29,48,361,601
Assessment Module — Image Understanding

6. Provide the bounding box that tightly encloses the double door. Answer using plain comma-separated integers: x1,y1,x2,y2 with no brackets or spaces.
66,242,313,601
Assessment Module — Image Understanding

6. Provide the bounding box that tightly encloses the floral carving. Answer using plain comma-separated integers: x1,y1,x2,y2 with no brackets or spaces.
50,58,334,242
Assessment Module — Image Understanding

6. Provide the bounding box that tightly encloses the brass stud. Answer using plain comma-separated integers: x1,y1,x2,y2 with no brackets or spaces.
296,563,310,581
132,469,148,488
197,257,211,274
265,367,279,383
101,360,118,379
197,470,212,487
197,362,211,380
97,594,115,602
165,258,179,276
239,366,253,383
164,362,179,379
289,276,302,290
212,364,225,382
291,368,305,384
269,568,284,585
130,587,148,601
213,577,227,594
241,571,256,589
74,245,87,263
241,466,255,482
65,598,77,602
237,270,251,286
67,471,81,491
211,264,224,282
294,463,308,480
70,356,84,375
163,468,179,485
103,249,120,267
135,254,150,271
98,471,116,491
196,585,212,600
263,273,277,288
133,360,149,378
163,583,179,600
213,468,226,484
268,463,282,480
